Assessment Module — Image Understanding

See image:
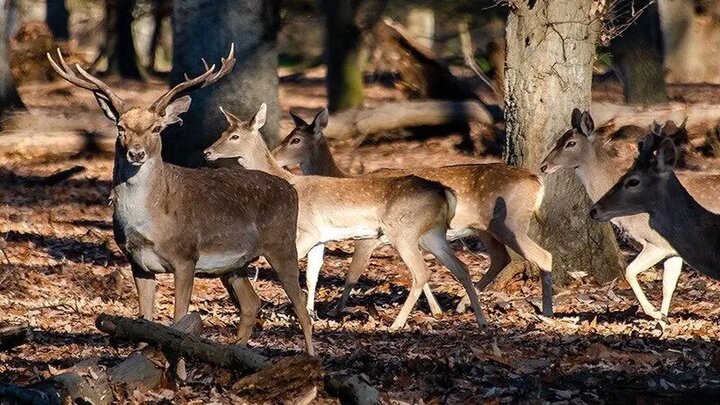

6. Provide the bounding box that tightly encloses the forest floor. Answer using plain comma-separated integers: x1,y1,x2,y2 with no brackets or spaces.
1,75,720,404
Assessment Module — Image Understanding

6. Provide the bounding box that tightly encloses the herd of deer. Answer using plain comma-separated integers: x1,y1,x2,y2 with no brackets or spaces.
45,46,719,355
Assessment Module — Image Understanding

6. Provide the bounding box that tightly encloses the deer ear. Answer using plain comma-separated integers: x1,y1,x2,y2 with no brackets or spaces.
250,103,267,131
655,138,677,173
290,110,308,128
579,111,594,137
571,108,582,130
94,93,119,122
312,108,329,136
219,106,240,125
162,95,192,126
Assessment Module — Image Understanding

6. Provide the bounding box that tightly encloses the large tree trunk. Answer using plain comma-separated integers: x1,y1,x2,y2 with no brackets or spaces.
0,0,23,120
105,0,143,79
323,0,365,113
504,0,624,284
46,0,70,41
168,0,280,165
659,0,720,84
610,0,667,104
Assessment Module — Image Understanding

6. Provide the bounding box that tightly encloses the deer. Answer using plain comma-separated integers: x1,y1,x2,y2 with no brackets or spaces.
540,109,720,322
272,109,553,317
204,104,488,331
47,47,314,355
590,135,720,282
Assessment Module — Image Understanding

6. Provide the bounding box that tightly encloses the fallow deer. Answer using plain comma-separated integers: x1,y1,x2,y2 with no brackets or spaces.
272,109,553,317
204,105,488,330
591,136,720,281
540,109,720,322
47,47,314,354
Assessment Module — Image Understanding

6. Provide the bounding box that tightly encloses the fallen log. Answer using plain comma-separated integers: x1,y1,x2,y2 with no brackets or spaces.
590,102,720,136
0,314,203,405
324,100,495,142
96,313,380,404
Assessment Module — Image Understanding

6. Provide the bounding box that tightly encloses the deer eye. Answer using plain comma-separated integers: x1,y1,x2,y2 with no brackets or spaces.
625,178,640,188
290,138,301,145
565,141,577,148
152,126,162,133
230,134,240,141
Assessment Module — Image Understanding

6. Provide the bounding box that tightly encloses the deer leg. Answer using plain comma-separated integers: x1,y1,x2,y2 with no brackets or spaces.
334,238,380,315
131,263,157,320
222,267,261,344
660,256,683,320
492,227,554,317
456,232,510,313
264,250,315,356
624,245,668,320
389,240,432,330
172,261,196,322
421,230,487,328
304,244,325,318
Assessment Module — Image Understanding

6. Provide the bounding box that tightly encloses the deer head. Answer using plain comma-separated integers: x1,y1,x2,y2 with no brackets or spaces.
590,135,678,222
204,103,268,166
47,45,235,166
540,108,596,174
272,108,329,167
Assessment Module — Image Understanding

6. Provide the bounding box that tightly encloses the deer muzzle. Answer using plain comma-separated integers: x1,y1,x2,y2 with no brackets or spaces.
127,148,147,165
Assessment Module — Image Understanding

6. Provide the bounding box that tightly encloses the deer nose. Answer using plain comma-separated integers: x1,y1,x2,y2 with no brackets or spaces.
203,149,212,159
589,207,599,220
127,149,146,163
540,164,548,173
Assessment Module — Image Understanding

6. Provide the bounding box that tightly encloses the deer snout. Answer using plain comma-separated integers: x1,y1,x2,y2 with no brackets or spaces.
127,148,147,164
203,149,217,161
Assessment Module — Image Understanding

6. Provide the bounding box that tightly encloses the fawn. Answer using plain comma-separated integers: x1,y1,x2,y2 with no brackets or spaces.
204,104,488,330
541,109,720,321
272,109,553,317
591,135,720,281
48,47,314,354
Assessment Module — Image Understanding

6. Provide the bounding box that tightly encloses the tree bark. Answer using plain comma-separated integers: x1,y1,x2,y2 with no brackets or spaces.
504,0,625,284
658,0,720,84
168,0,280,165
46,0,70,41
0,0,24,120
610,0,667,104
104,0,143,79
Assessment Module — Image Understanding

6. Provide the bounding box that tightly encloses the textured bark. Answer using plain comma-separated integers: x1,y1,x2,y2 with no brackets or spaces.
610,0,667,104
0,0,24,120
46,0,70,40
168,0,280,165
659,0,720,84
504,0,624,284
105,0,143,79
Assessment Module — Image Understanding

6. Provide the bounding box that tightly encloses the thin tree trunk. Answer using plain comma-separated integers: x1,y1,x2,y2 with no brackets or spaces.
168,0,280,165
504,0,625,284
406,7,434,50
0,0,23,120
610,0,667,104
323,0,364,113
46,0,70,41
105,0,142,79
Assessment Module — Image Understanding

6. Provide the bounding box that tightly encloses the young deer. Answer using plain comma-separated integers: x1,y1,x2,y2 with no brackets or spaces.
47,47,314,354
204,105,488,330
273,110,553,317
540,109,720,321
591,136,720,281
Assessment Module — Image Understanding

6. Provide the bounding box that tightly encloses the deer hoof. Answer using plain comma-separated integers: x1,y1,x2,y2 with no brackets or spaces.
455,301,469,314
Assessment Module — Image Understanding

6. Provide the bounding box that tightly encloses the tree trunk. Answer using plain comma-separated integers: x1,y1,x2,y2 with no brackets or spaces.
167,0,280,165
104,0,142,79
504,0,625,284
323,0,365,113
659,0,720,84
0,0,23,120
406,7,435,50
610,0,667,104
46,0,70,41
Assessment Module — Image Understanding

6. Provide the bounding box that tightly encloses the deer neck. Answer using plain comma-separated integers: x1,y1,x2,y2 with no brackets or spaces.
111,153,168,230
242,138,295,182
648,174,720,274
302,138,346,177
574,143,623,203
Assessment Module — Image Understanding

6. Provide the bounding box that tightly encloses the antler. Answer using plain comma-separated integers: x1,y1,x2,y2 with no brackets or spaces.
150,44,236,113
46,48,125,110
